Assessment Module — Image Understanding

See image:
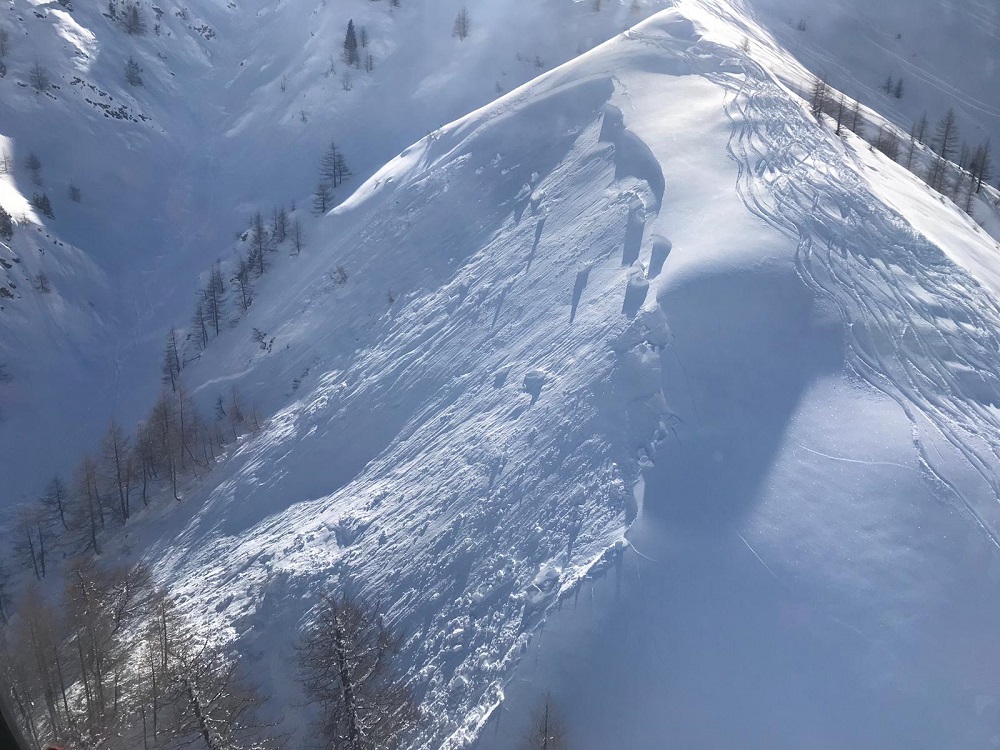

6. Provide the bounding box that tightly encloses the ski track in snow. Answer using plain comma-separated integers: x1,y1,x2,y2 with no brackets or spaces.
709,54,1000,547
153,16,1000,748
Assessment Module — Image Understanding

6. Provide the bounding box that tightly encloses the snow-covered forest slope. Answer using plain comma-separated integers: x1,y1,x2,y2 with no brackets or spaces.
2,0,1000,748
745,0,1000,148
0,0,672,502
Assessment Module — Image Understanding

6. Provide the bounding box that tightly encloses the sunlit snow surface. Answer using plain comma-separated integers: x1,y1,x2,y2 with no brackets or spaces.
0,0,676,501
3,0,1000,747
75,5,1000,748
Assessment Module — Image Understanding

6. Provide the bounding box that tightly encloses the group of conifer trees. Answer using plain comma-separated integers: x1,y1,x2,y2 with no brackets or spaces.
0,319,574,750
809,77,994,216
190,205,304,353
3,566,482,750
2,370,257,590
189,141,354,357
0,357,433,750
190,139,358,357
909,109,993,212
2,566,573,749
338,3,465,88
313,142,352,215
0,312,266,595
339,17,378,88
3,138,358,596
107,0,148,35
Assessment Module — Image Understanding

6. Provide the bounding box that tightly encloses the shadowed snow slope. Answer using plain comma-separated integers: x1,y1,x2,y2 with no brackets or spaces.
84,3,1000,748
738,0,1000,148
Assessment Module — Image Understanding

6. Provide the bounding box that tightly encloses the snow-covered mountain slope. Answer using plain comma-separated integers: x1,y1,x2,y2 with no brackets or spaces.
3,0,994,508
742,0,1000,146
79,2,1000,748
709,0,1000,258
0,132,110,469
0,0,674,502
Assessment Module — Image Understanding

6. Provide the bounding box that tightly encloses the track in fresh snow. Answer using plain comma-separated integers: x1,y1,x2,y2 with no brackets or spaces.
711,57,1000,544
474,17,1000,746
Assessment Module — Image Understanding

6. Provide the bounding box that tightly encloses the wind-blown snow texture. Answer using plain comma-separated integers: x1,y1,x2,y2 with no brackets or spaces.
4,0,1000,747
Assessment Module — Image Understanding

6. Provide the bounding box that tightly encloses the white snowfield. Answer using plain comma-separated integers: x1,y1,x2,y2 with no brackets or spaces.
3,0,1000,747
2,0,997,506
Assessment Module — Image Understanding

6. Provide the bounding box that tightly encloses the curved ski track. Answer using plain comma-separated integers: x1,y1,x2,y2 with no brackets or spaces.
709,57,1000,546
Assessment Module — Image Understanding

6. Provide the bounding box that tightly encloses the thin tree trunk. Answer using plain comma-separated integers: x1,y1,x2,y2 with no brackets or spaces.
334,624,362,750
37,523,46,578
77,638,94,725
186,679,219,750
54,647,70,722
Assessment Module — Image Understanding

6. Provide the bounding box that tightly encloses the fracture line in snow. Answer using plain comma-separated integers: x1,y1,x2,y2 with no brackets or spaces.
736,529,870,639
628,541,661,564
736,531,780,581
795,442,920,473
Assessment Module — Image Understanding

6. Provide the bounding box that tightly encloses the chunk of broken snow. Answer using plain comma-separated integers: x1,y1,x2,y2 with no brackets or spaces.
523,369,548,393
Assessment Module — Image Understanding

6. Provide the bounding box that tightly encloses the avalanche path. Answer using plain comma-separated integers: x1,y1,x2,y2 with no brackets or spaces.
80,6,1000,750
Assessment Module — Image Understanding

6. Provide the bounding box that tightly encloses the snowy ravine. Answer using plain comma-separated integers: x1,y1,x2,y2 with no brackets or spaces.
0,0,676,504
88,3,1000,749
